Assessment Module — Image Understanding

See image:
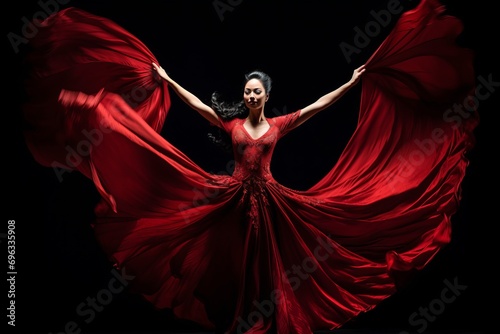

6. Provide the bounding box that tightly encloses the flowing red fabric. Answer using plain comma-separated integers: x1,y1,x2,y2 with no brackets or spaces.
22,7,170,178
21,1,478,333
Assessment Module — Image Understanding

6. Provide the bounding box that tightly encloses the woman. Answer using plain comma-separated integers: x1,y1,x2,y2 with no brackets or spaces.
20,0,478,333
152,63,365,148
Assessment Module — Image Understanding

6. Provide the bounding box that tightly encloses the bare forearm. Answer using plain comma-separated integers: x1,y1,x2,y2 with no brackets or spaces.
311,80,356,111
296,80,356,127
168,79,209,111
295,65,366,127
152,62,219,125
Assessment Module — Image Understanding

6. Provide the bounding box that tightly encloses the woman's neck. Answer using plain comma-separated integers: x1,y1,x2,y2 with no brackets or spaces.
247,108,266,124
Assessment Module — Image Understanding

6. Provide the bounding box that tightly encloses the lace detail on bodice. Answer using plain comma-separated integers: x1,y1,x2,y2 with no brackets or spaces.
231,122,277,182
217,112,301,230
230,120,279,230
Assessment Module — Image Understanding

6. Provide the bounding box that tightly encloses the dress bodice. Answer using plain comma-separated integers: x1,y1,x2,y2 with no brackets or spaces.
219,111,301,182
20,4,479,334
231,121,278,181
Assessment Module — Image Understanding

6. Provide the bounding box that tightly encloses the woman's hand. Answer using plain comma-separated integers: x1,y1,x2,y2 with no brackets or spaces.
152,62,169,82
349,64,366,86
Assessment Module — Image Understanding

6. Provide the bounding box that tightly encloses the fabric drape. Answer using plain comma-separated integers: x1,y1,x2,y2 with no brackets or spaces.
21,1,478,333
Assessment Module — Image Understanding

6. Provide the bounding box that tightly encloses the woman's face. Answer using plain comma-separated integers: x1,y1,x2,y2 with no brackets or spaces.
243,79,268,110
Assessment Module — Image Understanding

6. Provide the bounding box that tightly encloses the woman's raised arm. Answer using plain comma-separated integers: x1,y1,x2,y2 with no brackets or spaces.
152,62,220,126
292,64,366,129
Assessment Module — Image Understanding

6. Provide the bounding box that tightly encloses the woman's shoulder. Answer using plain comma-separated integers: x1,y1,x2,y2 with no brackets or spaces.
218,115,245,131
269,110,301,123
269,110,301,136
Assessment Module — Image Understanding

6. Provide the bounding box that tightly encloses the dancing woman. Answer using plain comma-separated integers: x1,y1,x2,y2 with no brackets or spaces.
20,0,478,333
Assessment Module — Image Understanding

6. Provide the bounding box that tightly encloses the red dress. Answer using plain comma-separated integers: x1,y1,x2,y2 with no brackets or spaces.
21,1,478,333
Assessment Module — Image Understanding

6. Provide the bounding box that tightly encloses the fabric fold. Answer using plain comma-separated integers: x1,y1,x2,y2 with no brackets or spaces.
20,1,478,333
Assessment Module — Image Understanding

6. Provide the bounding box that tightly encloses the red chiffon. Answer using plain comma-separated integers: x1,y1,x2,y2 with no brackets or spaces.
22,7,170,176
21,1,478,333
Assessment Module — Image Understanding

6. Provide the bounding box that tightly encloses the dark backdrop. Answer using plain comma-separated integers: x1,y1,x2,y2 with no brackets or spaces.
5,1,495,333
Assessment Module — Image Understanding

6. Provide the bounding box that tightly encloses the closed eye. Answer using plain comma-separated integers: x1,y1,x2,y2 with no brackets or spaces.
244,89,263,95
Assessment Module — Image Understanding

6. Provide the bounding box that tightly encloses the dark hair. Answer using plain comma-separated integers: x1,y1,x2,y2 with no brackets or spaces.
208,70,272,153
210,91,246,120
245,70,272,95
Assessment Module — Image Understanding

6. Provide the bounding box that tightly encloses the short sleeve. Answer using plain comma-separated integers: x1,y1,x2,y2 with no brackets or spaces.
272,110,301,138
217,117,239,135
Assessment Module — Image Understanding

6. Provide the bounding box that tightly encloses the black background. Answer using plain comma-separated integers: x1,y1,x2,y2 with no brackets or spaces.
5,0,496,333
